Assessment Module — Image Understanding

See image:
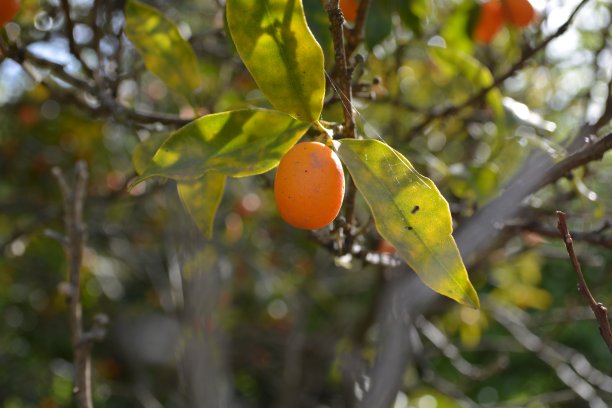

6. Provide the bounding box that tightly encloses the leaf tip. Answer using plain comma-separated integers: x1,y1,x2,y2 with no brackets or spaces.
459,283,480,309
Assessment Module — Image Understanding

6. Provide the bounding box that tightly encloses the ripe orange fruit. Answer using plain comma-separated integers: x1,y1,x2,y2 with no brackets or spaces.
340,0,359,23
473,1,504,43
502,0,535,27
274,142,345,230
0,0,20,27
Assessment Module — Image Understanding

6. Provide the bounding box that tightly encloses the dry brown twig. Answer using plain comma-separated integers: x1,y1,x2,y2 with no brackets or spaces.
52,161,108,408
556,211,612,354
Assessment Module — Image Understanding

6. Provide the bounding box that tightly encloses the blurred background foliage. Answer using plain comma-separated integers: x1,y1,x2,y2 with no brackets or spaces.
0,0,611,407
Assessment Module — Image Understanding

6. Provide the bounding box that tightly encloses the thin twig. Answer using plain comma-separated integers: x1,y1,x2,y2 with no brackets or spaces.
491,303,608,406
506,219,612,249
4,40,192,128
324,0,355,138
52,162,101,408
416,316,509,381
60,0,94,77
344,0,370,59
556,211,612,354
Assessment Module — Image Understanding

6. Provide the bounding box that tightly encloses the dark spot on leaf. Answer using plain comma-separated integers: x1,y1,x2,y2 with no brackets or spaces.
411,205,420,214
404,225,413,231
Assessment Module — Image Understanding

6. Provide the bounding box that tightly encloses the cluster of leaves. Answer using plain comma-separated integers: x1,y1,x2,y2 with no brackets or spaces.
126,0,478,308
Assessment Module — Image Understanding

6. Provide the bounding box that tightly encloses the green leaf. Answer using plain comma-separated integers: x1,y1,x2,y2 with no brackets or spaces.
336,139,480,308
441,0,477,53
132,133,170,175
303,0,333,64
124,0,202,102
134,109,310,184
365,0,393,50
226,0,325,123
178,172,226,239
395,0,428,37
429,47,504,121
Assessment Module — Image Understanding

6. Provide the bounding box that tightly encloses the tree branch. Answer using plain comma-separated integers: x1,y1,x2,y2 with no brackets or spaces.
491,303,609,406
415,316,509,381
10,49,191,127
60,0,94,77
536,133,612,190
324,0,360,254
324,0,354,138
52,162,106,408
408,0,590,136
507,218,612,249
344,0,370,59
556,211,612,354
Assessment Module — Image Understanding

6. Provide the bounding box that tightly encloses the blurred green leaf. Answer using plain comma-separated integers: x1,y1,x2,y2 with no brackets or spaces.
178,172,226,238
473,163,499,202
395,0,428,36
441,0,478,53
226,0,325,123
134,109,310,184
132,133,170,175
303,0,333,64
430,47,504,121
337,138,479,308
365,0,393,50
124,0,202,102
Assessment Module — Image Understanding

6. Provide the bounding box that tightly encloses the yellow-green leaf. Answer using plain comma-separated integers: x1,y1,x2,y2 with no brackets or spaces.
226,0,325,123
178,172,226,238
134,109,310,185
132,133,170,175
336,139,480,308
124,0,202,102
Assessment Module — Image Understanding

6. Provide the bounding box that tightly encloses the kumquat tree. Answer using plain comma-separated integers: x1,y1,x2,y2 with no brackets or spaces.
1,0,612,407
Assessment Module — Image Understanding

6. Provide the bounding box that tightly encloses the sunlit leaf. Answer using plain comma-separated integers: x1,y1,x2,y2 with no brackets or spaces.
134,109,310,185
132,133,170,175
178,172,226,238
430,47,504,121
441,0,478,53
226,0,325,122
336,138,479,308
124,0,202,102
